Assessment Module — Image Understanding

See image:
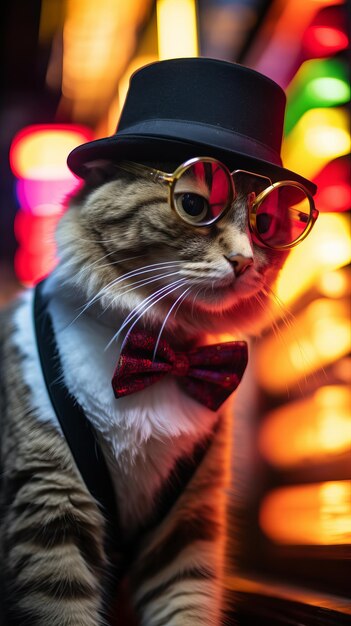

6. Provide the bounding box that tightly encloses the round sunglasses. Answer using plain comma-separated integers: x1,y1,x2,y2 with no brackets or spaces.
116,157,319,250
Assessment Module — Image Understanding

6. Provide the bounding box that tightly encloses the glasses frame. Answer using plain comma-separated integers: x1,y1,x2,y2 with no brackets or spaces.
250,180,319,250
116,157,318,250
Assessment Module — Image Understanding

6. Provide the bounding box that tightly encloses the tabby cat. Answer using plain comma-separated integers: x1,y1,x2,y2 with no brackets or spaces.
0,159,287,626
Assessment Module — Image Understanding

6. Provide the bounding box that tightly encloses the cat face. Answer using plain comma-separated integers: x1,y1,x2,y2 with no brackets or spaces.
57,161,288,336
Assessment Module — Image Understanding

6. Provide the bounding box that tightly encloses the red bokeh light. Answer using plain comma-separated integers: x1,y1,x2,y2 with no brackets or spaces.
14,210,61,253
313,155,351,213
302,4,348,60
14,247,58,286
303,25,349,57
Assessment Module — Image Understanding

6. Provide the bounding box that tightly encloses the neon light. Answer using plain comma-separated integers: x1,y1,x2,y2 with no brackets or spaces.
10,124,92,179
157,0,198,59
16,178,80,214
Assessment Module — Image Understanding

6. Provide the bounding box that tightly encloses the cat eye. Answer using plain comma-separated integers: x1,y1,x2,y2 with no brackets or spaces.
175,193,210,222
116,157,318,249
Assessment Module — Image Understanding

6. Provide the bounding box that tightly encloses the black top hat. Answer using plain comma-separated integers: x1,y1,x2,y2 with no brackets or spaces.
67,57,316,194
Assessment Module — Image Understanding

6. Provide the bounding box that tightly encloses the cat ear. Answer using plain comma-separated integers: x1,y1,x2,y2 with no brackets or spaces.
82,160,117,186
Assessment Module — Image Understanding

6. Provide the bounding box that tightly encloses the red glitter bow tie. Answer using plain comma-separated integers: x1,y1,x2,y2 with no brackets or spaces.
112,331,248,411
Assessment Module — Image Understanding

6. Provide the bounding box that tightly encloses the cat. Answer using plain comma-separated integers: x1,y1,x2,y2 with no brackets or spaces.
0,160,287,626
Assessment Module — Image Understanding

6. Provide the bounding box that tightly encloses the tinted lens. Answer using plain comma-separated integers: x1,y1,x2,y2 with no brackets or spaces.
253,184,313,248
173,160,232,225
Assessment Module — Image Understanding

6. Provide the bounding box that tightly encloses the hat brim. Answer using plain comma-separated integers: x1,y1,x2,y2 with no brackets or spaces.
67,134,317,195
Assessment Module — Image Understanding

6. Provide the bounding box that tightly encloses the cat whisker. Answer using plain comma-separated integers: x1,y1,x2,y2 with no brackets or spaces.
97,271,182,317
79,236,144,245
105,270,182,303
95,260,184,299
263,284,296,330
117,278,188,336
95,263,184,313
83,252,146,273
191,285,204,319
120,281,189,353
92,256,182,272
100,259,183,287
67,262,184,327
152,287,191,360
106,279,189,351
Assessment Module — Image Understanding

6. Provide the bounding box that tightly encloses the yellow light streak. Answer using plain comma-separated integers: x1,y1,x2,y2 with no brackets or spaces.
157,0,198,59
260,480,351,545
259,385,351,467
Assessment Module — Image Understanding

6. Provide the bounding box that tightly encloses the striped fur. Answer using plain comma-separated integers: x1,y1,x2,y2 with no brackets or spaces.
0,311,107,625
0,165,286,625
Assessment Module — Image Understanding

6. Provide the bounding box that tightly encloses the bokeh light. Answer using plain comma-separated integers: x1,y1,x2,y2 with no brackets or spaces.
260,480,351,545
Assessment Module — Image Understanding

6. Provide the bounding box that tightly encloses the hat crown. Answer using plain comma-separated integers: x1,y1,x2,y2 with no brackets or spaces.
67,56,316,194
117,58,286,160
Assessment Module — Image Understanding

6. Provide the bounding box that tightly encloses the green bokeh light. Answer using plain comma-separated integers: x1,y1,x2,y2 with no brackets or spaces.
284,59,350,136
306,77,350,104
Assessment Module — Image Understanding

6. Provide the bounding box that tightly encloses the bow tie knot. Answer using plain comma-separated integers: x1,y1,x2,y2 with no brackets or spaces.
172,352,190,377
112,330,248,411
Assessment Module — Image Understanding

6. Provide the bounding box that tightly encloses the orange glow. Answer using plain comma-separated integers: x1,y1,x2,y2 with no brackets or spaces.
256,297,351,394
318,270,350,298
260,480,351,545
157,0,198,59
259,385,351,467
10,125,92,179
275,212,351,305
62,0,152,120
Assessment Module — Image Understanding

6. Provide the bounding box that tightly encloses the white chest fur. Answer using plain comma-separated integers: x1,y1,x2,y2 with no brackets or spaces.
41,275,219,531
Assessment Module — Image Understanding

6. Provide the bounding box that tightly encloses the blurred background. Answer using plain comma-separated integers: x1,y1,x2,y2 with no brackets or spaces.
1,0,350,623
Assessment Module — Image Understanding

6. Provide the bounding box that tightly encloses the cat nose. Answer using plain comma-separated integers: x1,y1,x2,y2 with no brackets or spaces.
226,254,253,277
